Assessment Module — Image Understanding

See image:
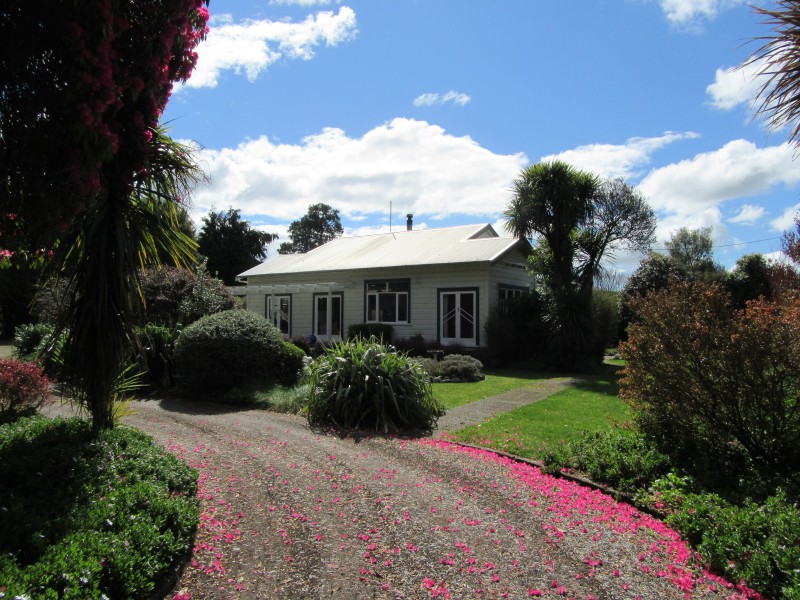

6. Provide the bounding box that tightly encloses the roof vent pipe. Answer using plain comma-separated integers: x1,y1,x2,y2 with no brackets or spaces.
406,214,413,231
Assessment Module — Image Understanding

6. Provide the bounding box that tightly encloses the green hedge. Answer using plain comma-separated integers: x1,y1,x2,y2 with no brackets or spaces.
0,416,198,599
174,309,300,394
347,323,394,342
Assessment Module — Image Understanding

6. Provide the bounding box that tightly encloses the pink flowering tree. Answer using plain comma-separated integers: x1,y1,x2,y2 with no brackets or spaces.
0,0,209,429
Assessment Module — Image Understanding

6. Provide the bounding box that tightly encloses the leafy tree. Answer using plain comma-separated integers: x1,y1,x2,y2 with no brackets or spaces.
747,1,800,147
664,226,722,278
197,208,278,285
725,253,774,308
783,211,800,264
0,1,210,429
278,203,343,254
619,252,688,338
505,162,655,370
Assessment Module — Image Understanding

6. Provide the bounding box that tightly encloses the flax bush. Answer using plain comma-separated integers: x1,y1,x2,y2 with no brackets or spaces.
306,337,443,432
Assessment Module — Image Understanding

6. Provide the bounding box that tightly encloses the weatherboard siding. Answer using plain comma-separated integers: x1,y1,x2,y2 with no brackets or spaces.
247,257,530,345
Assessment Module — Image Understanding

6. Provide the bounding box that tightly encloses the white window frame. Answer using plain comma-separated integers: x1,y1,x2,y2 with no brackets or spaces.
365,280,410,324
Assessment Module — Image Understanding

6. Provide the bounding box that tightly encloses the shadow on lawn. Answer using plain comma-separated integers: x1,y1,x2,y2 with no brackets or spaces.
568,363,623,396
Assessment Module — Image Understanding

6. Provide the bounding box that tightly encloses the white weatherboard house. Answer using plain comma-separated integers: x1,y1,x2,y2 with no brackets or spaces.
237,221,532,348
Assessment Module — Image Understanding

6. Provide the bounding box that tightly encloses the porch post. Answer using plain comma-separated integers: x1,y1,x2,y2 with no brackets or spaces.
326,287,333,340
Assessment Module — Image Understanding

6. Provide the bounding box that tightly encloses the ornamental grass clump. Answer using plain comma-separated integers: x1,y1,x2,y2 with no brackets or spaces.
306,337,443,433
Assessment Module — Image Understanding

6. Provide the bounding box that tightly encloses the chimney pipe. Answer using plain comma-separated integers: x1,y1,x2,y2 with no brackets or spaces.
406,214,413,231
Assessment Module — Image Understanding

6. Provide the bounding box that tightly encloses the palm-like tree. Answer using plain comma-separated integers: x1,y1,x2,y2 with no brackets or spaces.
749,1,800,146
53,128,203,429
505,161,601,371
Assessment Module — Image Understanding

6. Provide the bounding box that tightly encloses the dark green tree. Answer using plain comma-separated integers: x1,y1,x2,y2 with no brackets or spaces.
0,1,210,429
619,252,688,338
505,162,656,370
726,253,775,308
197,208,278,285
278,203,343,254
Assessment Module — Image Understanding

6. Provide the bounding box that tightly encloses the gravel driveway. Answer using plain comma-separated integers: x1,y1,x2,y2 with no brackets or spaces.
65,396,755,600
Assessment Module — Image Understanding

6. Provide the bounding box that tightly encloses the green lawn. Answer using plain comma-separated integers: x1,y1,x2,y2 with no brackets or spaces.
432,369,567,410
0,342,13,359
447,369,630,460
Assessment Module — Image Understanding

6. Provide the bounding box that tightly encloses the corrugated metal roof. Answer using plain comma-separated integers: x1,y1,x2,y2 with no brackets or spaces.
239,223,529,278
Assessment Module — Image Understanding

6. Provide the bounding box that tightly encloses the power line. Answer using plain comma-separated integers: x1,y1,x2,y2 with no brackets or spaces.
651,236,782,252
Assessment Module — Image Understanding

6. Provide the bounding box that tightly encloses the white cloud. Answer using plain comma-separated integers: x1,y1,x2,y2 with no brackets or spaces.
706,58,766,111
188,118,528,227
771,202,800,232
729,203,765,225
185,7,357,89
271,0,335,5
413,91,472,107
658,0,744,28
541,132,699,180
639,140,800,216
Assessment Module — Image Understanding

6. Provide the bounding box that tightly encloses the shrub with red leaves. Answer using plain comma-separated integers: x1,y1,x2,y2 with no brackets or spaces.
621,282,800,479
0,358,50,419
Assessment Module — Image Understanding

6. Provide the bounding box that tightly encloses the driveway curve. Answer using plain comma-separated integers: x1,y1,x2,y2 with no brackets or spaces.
69,396,758,600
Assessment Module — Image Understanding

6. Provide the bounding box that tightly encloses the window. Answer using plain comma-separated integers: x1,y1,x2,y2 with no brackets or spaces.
499,285,526,316
266,295,291,336
366,280,409,324
314,294,343,339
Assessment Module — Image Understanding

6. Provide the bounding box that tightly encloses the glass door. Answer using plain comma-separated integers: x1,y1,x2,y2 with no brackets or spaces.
314,295,342,341
440,291,476,346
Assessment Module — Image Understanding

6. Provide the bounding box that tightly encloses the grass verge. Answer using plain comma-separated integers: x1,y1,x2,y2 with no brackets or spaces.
446,370,630,459
432,369,567,410
0,416,199,599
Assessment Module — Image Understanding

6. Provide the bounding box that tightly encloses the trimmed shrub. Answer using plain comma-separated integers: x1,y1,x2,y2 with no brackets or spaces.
637,475,800,599
621,283,800,480
277,341,306,386
174,309,293,394
541,429,672,494
347,322,394,342
421,353,484,382
306,337,443,432
0,359,49,421
0,416,198,599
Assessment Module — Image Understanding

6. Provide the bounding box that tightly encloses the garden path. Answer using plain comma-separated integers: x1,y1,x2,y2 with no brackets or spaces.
43,396,754,599
434,378,577,432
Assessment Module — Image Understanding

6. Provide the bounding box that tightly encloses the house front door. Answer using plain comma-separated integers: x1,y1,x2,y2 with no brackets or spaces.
314,294,342,341
440,290,476,347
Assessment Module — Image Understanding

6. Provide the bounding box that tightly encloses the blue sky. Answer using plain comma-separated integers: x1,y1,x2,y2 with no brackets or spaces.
163,0,800,271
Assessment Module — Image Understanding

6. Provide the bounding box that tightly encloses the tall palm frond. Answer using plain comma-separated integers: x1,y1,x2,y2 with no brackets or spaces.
748,1,800,146
52,128,205,429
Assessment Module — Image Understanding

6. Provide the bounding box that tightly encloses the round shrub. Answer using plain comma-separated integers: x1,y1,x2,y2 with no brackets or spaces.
422,353,484,382
276,341,306,386
306,338,443,432
0,358,50,421
173,310,289,394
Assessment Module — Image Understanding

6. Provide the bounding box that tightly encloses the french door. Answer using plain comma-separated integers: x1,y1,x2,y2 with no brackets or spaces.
314,294,342,341
440,290,477,346
266,295,291,336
